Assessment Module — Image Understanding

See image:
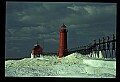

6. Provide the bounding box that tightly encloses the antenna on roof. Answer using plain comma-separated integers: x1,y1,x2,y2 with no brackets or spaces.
37,41,38,44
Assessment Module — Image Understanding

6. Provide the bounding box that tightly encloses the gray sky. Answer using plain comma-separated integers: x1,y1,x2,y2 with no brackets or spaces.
5,2,116,59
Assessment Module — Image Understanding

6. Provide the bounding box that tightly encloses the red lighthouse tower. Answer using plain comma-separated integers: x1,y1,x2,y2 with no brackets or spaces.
58,23,68,58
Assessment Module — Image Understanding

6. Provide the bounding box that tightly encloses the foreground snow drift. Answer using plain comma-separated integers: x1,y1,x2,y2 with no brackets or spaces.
5,53,116,78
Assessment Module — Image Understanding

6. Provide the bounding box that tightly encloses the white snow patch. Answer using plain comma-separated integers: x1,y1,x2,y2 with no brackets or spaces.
5,53,116,78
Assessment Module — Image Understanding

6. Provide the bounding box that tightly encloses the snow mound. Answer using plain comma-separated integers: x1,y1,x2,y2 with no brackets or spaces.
58,53,88,65
5,53,116,78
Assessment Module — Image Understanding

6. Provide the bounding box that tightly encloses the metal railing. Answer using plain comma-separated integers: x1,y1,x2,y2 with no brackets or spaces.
68,34,116,59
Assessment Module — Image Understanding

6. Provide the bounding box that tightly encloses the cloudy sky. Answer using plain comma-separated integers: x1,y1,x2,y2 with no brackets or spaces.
5,2,116,59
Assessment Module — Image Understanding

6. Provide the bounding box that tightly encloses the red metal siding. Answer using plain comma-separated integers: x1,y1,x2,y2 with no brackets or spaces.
58,24,68,58
32,46,43,55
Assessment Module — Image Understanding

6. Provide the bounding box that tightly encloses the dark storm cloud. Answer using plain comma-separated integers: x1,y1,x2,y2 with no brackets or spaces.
65,3,116,46
6,2,43,12
5,2,116,58
6,2,71,26
6,2,116,27
64,4,116,24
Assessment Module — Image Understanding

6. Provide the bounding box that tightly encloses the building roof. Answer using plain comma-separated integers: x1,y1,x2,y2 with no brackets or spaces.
61,23,66,28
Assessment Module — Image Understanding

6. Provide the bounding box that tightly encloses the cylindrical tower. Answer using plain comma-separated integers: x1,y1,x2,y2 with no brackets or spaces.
58,23,68,58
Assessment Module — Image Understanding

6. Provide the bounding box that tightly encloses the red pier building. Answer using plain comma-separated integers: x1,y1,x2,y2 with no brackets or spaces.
58,24,68,58
31,42,43,58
